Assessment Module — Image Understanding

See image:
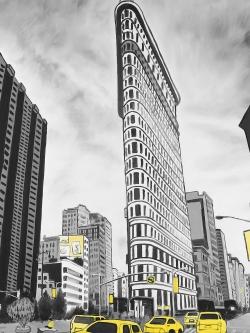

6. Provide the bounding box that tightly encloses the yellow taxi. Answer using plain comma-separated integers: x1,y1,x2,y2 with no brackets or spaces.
144,316,183,333
184,311,199,327
70,315,105,333
78,319,142,333
196,312,227,333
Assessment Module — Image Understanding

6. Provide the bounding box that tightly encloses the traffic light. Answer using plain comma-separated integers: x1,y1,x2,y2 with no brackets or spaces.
51,287,57,299
108,293,114,304
173,275,179,294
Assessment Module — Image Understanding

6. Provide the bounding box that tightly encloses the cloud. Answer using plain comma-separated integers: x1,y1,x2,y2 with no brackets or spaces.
0,0,250,272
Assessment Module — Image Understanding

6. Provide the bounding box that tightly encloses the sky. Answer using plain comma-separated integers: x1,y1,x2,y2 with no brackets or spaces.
0,0,250,273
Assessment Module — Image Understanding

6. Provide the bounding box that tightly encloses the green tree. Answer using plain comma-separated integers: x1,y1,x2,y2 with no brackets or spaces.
38,291,52,321
52,289,66,320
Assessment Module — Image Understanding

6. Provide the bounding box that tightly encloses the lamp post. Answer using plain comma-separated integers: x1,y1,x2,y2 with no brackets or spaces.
216,215,250,262
92,273,102,315
216,215,250,223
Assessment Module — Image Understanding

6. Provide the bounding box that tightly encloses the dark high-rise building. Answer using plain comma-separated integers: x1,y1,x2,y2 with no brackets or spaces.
0,53,47,300
115,1,196,314
186,191,223,305
239,105,250,151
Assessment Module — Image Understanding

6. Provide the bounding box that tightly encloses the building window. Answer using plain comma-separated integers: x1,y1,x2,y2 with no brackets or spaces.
134,188,140,200
135,205,141,216
129,89,134,98
133,172,139,184
132,142,137,153
132,158,138,168
131,128,136,137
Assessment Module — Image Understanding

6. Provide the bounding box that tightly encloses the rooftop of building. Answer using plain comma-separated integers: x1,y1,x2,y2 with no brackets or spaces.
0,52,47,123
114,0,181,106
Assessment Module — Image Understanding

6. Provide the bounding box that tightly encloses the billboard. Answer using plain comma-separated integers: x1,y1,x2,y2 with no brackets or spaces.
59,235,84,258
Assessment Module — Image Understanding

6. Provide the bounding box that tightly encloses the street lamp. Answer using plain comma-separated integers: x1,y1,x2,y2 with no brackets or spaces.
216,215,250,223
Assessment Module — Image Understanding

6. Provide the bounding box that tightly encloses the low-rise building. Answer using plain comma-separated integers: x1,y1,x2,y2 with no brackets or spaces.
37,259,88,312
37,234,89,312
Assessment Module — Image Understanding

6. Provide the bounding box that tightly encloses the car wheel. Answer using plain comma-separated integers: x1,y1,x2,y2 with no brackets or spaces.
168,330,175,333
178,330,183,333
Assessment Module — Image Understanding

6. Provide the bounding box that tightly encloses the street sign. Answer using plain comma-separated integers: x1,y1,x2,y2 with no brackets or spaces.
147,275,155,284
157,305,170,310
173,276,179,294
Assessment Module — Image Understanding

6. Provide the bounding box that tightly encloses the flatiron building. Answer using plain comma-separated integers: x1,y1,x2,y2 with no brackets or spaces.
115,1,197,312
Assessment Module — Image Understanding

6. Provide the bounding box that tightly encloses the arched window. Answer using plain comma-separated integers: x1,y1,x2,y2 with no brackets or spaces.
125,20,129,29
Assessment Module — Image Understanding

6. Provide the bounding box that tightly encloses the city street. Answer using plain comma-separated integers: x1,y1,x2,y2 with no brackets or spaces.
1,314,250,332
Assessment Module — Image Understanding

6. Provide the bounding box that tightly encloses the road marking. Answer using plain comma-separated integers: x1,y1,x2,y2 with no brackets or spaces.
184,328,195,333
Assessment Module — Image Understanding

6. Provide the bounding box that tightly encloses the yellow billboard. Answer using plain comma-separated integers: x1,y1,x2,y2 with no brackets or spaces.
244,230,250,261
59,235,84,258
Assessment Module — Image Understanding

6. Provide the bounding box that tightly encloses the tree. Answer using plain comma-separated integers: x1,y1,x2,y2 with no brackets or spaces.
38,291,52,321
7,297,34,330
52,289,66,320
0,295,15,323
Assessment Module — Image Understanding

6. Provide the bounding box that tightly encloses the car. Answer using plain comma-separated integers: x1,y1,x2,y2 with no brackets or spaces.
184,311,199,327
143,316,183,333
196,312,227,333
77,319,142,333
70,315,105,333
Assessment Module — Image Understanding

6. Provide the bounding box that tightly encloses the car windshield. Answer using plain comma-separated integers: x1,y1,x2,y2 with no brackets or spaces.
87,322,117,333
187,312,198,316
200,314,219,320
74,316,95,324
150,318,166,325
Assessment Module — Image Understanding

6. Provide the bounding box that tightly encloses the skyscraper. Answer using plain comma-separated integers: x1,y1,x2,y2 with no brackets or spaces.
186,191,223,305
216,229,233,301
0,53,47,300
62,205,113,311
115,1,196,313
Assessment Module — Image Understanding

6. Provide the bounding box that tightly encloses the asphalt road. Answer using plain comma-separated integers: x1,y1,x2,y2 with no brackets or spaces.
1,314,250,333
